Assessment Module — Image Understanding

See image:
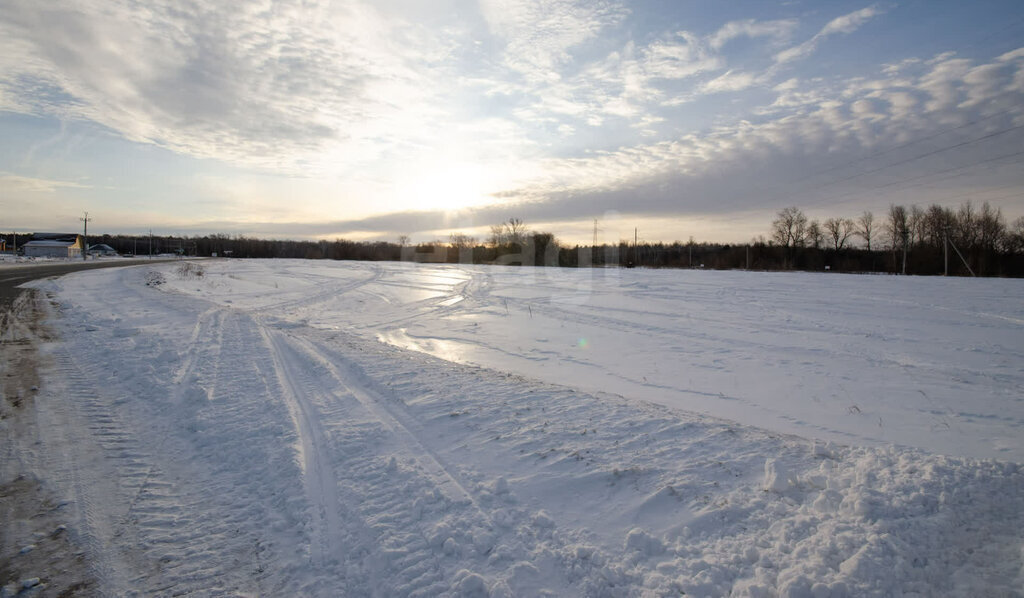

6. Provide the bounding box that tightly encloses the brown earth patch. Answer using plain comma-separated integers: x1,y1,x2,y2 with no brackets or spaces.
0,291,97,596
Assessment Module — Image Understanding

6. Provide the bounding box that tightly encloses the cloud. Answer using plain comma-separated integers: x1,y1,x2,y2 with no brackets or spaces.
449,48,1024,228
708,18,799,50
641,32,723,80
775,5,881,64
3,0,1021,244
701,70,760,94
0,173,90,193
478,0,628,80
141,40,1024,245
0,0,463,174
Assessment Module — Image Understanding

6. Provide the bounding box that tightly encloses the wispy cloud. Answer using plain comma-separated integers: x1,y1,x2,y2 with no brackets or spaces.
476,49,1024,222
478,0,628,80
708,18,799,50
701,70,760,94
775,5,882,64
0,0,463,174
0,172,90,193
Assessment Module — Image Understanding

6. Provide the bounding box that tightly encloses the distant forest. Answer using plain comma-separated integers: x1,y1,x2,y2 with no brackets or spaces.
13,200,1024,277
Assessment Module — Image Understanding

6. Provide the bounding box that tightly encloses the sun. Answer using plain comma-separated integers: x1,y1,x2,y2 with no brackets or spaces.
396,159,496,213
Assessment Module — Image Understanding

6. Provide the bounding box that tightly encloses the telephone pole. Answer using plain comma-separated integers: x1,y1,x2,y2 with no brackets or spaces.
943,227,949,276
80,212,91,260
634,227,639,267
901,229,908,275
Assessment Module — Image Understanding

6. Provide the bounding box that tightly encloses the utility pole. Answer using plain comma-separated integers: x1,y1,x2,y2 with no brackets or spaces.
948,235,976,277
943,228,949,276
149,229,153,258
80,211,91,260
901,230,908,275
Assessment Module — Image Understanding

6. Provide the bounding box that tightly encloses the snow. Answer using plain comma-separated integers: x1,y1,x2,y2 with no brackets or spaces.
161,259,1023,460
7,259,1023,596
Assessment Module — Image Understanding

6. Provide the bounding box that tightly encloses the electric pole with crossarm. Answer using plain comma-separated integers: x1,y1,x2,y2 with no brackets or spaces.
80,211,91,261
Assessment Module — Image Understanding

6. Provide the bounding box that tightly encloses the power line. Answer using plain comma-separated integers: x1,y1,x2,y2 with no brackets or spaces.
801,147,1024,210
793,108,1018,187
757,107,1023,207
797,122,1024,203
875,149,1024,193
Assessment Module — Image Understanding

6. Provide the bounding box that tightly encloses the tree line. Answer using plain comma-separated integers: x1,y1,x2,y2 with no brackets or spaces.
769,201,1024,276
23,204,1024,277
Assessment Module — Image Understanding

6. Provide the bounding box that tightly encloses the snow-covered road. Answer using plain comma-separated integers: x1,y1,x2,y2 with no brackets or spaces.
4,260,1022,596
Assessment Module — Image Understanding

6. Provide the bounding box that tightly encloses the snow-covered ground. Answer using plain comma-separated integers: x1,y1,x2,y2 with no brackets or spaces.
165,259,1024,461
6,259,1023,596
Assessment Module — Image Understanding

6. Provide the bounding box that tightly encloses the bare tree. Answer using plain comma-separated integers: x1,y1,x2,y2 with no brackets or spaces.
887,205,909,248
448,232,477,249
1004,216,1024,253
922,204,954,247
397,235,410,247
824,217,856,250
807,219,824,249
488,225,506,246
908,205,925,247
887,204,910,273
505,218,527,245
976,201,1004,252
489,218,527,246
857,211,875,250
771,206,808,248
956,201,979,249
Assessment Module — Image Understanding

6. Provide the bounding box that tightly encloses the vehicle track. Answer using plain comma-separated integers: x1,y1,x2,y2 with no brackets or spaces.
32,270,316,595
253,264,384,315
260,326,346,570
258,325,514,595
287,333,481,509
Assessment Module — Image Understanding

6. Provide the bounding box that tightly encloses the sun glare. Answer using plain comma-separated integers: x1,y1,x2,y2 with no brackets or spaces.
397,160,496,213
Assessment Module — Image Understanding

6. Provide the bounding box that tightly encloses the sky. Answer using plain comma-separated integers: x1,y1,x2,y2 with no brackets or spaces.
1,0,1023,245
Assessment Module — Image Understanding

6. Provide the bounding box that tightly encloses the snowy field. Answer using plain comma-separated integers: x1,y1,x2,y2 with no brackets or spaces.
6,259,1023,596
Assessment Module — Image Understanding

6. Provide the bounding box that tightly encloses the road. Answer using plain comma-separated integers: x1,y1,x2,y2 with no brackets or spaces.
0,259,181,310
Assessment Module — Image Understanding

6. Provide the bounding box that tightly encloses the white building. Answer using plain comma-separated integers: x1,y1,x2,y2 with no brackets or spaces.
21,233,85,258
88,243,118,256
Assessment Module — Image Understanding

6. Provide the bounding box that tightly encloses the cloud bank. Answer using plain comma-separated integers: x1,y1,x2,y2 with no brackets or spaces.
1,1,1023,242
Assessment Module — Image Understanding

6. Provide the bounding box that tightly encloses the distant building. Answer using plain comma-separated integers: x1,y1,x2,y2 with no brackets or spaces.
88,243,118,256
22,233,85,258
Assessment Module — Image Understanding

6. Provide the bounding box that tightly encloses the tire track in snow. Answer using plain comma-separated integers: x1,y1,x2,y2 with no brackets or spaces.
258,325,346,570
39,275,293,595
45,338,252,596
264,328,514,595
172,306,222,386
282,328,657,595
254,263,384,316
288,333,479,509
40,348,128,594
